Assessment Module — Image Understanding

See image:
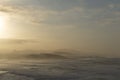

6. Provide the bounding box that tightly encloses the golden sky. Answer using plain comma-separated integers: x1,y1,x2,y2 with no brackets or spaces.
0,0,120,56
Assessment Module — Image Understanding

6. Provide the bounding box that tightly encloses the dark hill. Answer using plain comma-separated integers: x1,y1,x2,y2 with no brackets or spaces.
25,53,67,59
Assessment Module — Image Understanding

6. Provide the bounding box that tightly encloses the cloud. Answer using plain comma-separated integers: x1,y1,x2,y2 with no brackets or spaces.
0,3,57,24
0,5,17,13
0,39,38,44
0,0,120,28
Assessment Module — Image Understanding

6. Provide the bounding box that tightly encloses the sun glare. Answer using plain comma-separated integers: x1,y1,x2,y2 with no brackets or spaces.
0,14,8,38
0,16,5,31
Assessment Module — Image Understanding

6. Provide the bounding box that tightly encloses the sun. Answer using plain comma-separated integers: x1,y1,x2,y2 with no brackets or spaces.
0,14,8,38
0,16,6,31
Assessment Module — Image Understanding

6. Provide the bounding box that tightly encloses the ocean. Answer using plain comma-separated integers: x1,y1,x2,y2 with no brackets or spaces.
0,57,120,80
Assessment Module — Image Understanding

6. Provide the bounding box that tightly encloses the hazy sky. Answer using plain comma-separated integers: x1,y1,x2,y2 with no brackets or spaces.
0,0,120,56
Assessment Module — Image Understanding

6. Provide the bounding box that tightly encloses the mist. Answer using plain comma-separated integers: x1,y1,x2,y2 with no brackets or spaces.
0,0,120,80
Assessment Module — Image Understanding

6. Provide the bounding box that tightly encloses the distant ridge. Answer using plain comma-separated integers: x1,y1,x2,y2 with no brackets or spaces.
25,53,67,59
